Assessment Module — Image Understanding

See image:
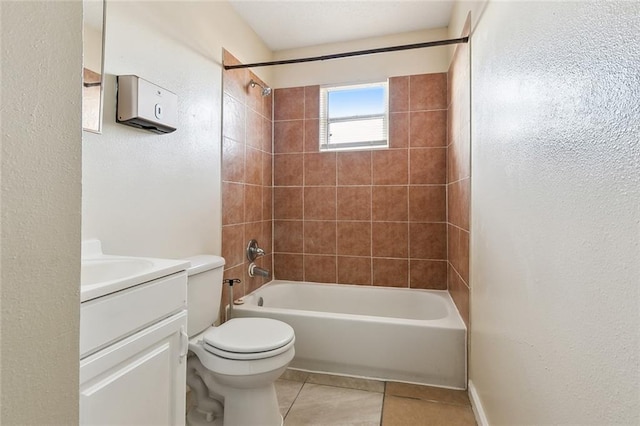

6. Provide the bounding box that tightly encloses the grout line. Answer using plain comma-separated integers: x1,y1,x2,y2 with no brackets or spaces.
379,382,386,426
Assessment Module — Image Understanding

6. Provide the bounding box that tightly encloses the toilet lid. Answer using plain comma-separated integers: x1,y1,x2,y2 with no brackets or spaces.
203,317,294,355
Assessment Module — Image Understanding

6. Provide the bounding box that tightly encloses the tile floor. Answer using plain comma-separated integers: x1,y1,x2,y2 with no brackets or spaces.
276,370,477,426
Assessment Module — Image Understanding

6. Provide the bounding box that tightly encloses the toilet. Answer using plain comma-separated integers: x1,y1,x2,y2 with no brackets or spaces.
184,255,295,426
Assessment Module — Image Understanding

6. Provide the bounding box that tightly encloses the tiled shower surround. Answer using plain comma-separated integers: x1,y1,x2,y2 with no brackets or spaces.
221,50,470,324
272,74,449,289
221,50,273,313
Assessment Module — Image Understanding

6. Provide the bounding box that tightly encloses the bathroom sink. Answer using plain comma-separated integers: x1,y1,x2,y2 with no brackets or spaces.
81,258,155,286
80,240,190,302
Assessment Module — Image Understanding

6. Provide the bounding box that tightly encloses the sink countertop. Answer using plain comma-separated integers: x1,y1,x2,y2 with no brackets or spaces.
80,240,190,303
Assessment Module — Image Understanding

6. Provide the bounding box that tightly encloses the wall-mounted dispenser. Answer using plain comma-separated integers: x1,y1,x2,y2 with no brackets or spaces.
116,75,177,134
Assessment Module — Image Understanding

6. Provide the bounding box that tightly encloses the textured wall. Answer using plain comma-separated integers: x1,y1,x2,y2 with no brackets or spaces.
82,1,272,259
272,74,448,288
1,2,82,423
470,2,640,423
221,50,273,309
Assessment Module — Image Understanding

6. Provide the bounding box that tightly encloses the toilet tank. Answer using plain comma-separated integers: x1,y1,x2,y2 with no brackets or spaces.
184,255,225,337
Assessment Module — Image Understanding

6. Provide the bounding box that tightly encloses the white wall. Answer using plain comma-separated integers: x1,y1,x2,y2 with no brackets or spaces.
272,28,450,88
1,1,82,424
469,1,640,424
82,1,272,258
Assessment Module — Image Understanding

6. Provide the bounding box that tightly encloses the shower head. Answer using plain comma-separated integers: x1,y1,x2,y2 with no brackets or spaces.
249,79,272,97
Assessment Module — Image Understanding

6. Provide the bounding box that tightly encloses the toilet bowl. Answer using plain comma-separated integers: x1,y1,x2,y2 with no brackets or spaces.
184,256,295,426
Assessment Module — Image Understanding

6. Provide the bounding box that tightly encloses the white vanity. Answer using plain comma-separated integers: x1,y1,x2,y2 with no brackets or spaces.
79,240,189,425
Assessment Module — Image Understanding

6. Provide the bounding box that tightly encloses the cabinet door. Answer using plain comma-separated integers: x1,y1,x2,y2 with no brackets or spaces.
80,311,187,425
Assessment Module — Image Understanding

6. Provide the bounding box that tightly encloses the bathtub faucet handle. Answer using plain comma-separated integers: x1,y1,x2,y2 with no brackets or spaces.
246,239,266,262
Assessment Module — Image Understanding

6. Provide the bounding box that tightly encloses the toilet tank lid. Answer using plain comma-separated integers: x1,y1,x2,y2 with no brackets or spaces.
184,255,225,276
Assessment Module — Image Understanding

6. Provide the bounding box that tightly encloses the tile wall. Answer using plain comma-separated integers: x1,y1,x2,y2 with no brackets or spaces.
272,73,449,289
221,50,273,316
446,20,471,326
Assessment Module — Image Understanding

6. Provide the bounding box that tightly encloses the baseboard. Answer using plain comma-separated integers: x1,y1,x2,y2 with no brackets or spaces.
468,380,489,426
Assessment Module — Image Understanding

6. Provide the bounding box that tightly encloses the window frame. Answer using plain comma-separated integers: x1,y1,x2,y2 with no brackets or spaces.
319,80,389,152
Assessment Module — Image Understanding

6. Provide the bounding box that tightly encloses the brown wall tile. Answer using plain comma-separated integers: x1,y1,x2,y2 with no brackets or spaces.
410,260,447,290
244,184,262,223
373,258,408,287
409,223,447,260
337,186,372,221
223,94,246,143
372,149,408,185
245,146,263,186
274,220,303,253
448,264,469,327
372,222,408,258
222,182,244,225
448,224,469,284
337,221,371,257
304,221,337,255
262,151,273,187
337,152,372,185
337,256,372,285
409,186,446,222
447,178,470,231
246,108,263,150
389,76,409,112
274,87,305,120
409,148,446,184
262,116,273,153
409,73,447,111
304,85,320,119
274,254,304,281
304,119,320,153
222,224,245,269
372,186,408,221
304,186,336,220
274,154,303,186
273,187,303,219
274,120,304,153
263,94,273,122
389,113,409,148
222,137,245,183
272,72,452,290
304,152,336,185
304,255,337,283
409,110,447,147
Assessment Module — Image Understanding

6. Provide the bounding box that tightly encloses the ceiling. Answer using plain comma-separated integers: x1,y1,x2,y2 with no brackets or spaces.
229,1,455,51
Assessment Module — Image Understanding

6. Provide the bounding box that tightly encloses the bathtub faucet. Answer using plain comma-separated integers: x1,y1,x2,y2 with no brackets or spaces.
248,263,270,278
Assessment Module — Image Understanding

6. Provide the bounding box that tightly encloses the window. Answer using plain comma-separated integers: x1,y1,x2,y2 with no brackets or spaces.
320,81,389,152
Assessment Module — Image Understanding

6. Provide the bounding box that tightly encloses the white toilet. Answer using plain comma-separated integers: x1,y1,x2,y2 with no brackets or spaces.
185,255,295,426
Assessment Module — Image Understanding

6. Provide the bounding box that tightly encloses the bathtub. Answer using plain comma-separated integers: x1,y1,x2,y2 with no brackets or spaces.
231,280,467,389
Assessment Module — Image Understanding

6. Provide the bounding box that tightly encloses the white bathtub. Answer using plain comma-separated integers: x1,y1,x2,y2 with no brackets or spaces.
231,280,467,389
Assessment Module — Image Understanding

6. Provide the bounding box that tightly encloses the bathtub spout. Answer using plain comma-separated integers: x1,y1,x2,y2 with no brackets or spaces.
249,262,270,278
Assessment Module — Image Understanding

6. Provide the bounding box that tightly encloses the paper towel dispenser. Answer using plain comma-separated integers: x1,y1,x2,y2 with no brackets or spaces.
116,75,177,134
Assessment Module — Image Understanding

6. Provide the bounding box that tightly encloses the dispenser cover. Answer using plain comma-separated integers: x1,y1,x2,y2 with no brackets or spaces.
116,75,177,134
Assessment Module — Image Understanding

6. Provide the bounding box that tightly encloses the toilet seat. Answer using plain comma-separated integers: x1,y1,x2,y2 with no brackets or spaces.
203,318,295,360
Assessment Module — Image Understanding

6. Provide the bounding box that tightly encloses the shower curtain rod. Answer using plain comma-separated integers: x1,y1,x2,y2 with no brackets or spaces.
223,36,469,70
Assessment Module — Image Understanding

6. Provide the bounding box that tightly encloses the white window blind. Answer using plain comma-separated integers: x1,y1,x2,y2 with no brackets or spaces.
320,81,389,151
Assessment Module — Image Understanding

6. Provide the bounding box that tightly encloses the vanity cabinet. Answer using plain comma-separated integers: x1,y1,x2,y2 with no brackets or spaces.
80,271,188,425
